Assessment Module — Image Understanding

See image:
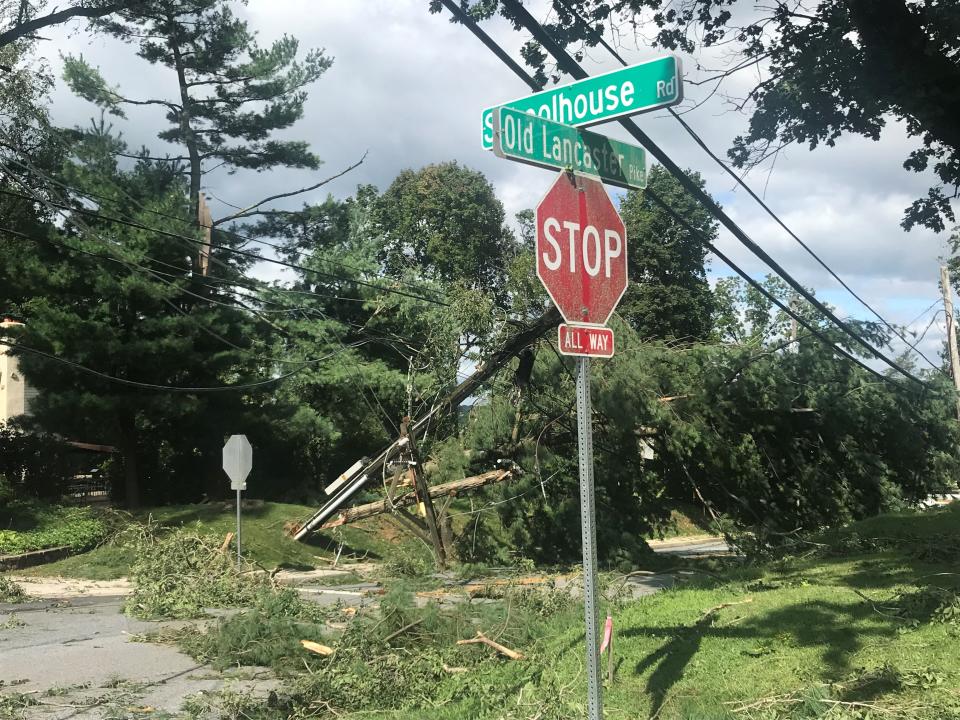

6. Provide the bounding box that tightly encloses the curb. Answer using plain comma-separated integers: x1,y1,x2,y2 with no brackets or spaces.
0,545,74,571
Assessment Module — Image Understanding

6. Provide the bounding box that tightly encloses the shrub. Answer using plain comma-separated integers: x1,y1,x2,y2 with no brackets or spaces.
0,505,111,554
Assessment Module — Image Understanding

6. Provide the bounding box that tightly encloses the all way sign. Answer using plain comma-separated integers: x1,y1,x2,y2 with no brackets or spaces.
481,55,682,149
493,107,646,190
558,324,614,358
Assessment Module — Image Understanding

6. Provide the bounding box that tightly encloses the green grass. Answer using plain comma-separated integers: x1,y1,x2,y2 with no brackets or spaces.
494,504,960,719
185,503,960,719
21,501,425,579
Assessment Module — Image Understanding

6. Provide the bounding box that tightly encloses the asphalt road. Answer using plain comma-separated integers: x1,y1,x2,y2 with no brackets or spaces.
0,596,277,718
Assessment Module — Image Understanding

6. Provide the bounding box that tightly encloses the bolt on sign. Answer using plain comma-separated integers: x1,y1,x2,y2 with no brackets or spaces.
481,55,682,149
535,171,628,327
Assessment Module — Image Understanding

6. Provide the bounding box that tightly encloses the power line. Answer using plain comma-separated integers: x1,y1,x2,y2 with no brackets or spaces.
443,0,928,388
905,298,943,330
3,222,422,374
667,109,942,373
0,187,451,308
0,338,318,393
548,0,941,374
1,184,320,366
0,142,451,306
2,188,433,415
642,188,903,387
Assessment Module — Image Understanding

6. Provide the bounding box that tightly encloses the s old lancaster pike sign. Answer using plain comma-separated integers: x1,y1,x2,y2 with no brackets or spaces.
493,107,647,190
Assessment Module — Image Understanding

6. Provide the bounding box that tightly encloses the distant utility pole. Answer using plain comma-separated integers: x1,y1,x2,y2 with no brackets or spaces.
789,295,799,348
198,192,213,276
939,265,960,420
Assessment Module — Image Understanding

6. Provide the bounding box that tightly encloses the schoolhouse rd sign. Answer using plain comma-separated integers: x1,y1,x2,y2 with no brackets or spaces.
481,54,682,149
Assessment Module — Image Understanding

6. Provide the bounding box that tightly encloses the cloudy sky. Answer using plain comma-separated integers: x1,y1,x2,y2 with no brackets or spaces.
43,0,957,371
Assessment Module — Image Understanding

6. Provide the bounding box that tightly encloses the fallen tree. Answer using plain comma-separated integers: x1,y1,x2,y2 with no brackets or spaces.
318,468,517,530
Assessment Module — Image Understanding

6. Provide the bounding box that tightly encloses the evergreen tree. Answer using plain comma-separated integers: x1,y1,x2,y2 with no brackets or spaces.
617,166,716,342
11,128,264,508
61,0,332,256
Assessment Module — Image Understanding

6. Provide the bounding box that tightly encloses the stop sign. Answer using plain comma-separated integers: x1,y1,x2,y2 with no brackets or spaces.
536,172,628,325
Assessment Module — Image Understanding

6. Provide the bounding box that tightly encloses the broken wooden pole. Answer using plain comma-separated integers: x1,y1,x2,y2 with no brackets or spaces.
319,469,515,530
457,631,525,660
407,432,447,569
292,307,560,540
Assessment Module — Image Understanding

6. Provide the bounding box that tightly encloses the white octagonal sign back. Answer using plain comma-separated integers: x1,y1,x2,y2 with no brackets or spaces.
223,434,252,490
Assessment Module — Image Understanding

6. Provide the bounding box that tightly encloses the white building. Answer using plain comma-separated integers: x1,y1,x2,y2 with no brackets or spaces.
0,317,37,424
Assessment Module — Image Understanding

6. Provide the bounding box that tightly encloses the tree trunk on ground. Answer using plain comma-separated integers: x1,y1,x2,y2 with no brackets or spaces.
317,469,516,530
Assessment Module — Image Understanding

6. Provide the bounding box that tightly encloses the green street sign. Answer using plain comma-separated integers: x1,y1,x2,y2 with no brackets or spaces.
481,55,682,149
493,107,646,190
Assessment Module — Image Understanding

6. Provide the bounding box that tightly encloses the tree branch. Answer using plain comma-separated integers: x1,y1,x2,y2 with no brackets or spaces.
212,152,367,226
0,2,128,48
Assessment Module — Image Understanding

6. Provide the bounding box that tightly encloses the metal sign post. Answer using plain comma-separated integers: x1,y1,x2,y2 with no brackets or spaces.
576,356,602,720
236,487,242,567
486,104,639,718
222,434,253,568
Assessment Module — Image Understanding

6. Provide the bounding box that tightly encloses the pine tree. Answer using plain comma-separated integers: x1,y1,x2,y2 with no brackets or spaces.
12,127,264,508
61,0,334,267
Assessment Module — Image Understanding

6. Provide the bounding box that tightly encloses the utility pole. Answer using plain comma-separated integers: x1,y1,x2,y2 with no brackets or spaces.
198,192,212,276
939,265,960,420
789,294,799,352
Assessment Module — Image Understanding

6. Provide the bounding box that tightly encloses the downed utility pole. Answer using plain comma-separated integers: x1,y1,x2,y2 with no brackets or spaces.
318,468,517,530
292,307,561,542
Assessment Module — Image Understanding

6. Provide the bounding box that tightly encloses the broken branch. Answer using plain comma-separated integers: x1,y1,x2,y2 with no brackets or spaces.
457,631,525,660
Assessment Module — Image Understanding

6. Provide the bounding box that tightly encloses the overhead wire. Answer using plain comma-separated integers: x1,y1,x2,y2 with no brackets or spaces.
1,169,407,378
0,166,423,421
441,0,929,388
0,138,451,307
0,338,346,393
548,0,942,374
0,170,324,366
0,184,451,308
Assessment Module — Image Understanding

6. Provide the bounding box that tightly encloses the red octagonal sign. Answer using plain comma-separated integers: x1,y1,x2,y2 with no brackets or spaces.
536,172,628,326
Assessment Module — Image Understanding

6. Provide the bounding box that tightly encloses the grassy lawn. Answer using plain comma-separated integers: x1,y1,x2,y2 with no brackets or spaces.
142,503,960,719
381,505,960,718
18,500,425,579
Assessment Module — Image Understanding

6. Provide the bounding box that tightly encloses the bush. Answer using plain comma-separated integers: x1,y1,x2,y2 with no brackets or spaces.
0,504,111,554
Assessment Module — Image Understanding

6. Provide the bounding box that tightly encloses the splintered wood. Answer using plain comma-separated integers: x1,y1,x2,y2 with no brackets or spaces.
319,469,516,530
300,640,334,656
